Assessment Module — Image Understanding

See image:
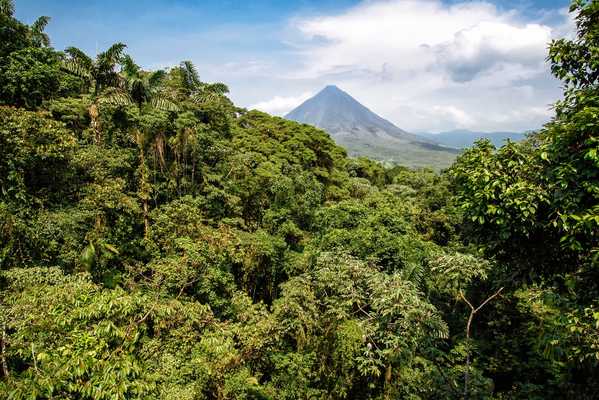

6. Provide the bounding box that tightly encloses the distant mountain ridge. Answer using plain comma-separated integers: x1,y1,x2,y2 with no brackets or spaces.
285,85,458,169
419,130,526,149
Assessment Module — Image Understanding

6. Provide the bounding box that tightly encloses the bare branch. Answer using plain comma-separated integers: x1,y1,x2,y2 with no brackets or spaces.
459,290,475,311
474,287,504,314
461,287,504,400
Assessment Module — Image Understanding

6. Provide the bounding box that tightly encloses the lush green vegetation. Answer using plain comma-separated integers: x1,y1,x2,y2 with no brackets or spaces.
1,0,598,398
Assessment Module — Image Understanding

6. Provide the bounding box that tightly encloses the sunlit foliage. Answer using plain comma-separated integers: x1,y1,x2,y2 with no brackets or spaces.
1,1,598,398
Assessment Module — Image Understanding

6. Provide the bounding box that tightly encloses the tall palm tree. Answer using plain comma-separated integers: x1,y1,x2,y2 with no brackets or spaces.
177,60,230,104
165,61,231,196
106,55,178,112
29,15,50,47
101,55,178,239
62,43,126,143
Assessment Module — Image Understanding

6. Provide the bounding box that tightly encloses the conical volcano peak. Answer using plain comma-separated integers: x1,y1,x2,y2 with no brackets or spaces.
285,85,408,139
321,84,342,93
317,85,352,99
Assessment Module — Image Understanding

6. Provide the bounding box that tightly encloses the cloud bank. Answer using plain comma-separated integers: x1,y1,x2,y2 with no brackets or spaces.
250,0,571,132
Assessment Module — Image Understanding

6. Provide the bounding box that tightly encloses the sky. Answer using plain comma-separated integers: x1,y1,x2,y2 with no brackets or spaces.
15,0,573,133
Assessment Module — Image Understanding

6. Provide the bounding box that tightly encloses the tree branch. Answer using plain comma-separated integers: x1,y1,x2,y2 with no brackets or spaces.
459,290,475,311
474,287,504,314
461,287,504,400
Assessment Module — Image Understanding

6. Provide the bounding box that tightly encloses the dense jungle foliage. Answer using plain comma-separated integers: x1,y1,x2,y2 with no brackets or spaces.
1,0,598,398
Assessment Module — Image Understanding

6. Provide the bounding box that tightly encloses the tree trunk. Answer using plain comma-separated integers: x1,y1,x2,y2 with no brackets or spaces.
141,148,150,239
384,364,393,400
1,322,8,378
89,102,101,144
136,130,150,239
143,196,150,239
464,311,474,399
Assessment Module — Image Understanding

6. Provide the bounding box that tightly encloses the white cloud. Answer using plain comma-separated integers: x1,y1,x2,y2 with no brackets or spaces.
435,21,551,82
431,105,475,126
250,91,314,115
274,0,569,132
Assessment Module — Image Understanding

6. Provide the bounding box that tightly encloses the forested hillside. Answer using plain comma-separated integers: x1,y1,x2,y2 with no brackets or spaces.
0,0,598,399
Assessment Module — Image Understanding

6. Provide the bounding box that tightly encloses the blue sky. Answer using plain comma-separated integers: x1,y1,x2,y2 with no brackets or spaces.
16,0,572,132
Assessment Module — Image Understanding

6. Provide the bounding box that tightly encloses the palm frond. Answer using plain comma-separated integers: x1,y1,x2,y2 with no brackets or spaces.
98,88,133,107
0,0,15,17
430,320,449,340
38,32,50,47
152,96,179,112
190,81,230,105
31,16,50,34
61,60,92,80
206,82,229,94
151,96,179,112
100,42,126,65
100,242,119,255
130,78,149,108
64,47,94,73
180,60,200,90
120,55,140,79
190,93,209,105
104,72,125,92
80,243,96,271
148,70,166,90
152,133,167,170
29,16,51,46
191,91,224,105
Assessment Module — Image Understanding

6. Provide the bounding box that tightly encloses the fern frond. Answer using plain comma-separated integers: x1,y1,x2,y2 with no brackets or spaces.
400,262,427,289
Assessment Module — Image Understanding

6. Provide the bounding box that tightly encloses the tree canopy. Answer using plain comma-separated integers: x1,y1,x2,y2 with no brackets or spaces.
1,0,598,399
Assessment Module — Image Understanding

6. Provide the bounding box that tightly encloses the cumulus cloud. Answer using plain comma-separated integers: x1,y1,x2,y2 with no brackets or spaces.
250,91,314,115
275,0,569,132
435,21,551,82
